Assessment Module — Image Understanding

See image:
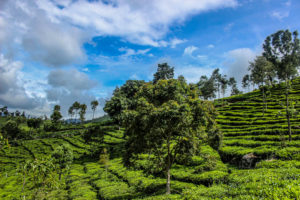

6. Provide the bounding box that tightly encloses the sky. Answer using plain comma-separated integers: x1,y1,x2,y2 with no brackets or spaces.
0,0,299,119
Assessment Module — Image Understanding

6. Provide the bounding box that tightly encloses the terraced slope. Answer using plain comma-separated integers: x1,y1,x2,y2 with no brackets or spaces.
215,77,300,164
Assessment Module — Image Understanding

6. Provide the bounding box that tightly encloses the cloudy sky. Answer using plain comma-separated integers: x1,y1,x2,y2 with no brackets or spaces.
0,0,299,118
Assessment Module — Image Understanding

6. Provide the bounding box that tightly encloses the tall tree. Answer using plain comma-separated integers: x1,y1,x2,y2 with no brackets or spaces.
212,68,222,98
220,75,228,98
71,101,81,121
68,106,74,121
242,74,251,92
121,79,221,194
153,63,174,83
50,105,62,124
248,56,275,114
197,75,216,100
228,77,241,96
79,104,87,122
91,100,99,120
262,29,300,141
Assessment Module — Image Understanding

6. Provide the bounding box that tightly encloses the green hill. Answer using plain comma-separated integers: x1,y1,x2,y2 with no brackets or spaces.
215,77,300,164
0,78,300,199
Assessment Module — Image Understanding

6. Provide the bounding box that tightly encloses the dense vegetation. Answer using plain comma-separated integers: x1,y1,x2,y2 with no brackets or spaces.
0,29,299,199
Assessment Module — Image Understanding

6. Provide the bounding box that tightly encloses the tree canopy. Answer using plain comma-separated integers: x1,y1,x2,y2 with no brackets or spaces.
119,78,221,194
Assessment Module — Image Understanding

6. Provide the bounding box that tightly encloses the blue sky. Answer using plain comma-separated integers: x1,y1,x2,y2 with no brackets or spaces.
0,0,299,118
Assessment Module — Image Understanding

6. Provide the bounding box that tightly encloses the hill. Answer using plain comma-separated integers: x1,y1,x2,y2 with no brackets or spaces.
0,78,300,199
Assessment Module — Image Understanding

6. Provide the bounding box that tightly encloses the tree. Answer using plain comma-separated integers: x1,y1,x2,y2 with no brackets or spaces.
248,56,275,114
99,148,109,180
15,110,20,117
242,74,251,92
50,105,62,124
51,144,73,180
104,80,145,125
262,29,300,141
91,100,99,120
68,106,74,121
27,118,43,134
212,68,222,98
2,120,20,139
197,75,216,100
2,106,8,116
153,63,174,83
228,77,241,96
71,101,81,121
121,79,221,194
79,104,87,122
220,75,228,98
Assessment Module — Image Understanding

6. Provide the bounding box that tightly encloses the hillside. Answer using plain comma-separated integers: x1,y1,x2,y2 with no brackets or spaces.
216,77,300,164
0,78,300,199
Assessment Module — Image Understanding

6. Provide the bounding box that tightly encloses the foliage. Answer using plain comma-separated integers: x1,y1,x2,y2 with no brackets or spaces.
262,29,300,141
121,78,221,194
2,120,20,139
104,80,145,124
50,105,62,124
51,144,74,180
153,63,174,83
91,100,99,120
27,118,43,130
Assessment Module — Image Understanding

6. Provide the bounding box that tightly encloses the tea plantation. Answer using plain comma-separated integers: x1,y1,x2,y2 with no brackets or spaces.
0,78,300,199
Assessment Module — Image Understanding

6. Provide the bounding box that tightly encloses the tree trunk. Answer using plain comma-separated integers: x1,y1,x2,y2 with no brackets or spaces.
92,111,95,120
166,166,171,194
22,174,26,200
166,137,171,195
285,79,292,142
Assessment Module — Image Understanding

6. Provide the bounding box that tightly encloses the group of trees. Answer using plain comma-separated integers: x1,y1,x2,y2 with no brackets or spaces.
197,69,241,100
0,106,26,118
243,30,300,141
67,100,99,123
105,63,221,194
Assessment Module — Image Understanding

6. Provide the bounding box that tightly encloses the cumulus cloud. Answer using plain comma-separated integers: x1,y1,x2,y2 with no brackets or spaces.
0,54,42,109
223,48,256,84
0,0,86,67
183,46,198,56
46,69,102,118
22,21,85,67
35,0,237,46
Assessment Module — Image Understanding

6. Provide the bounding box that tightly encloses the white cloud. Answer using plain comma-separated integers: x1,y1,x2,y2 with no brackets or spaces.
170,38,187,48
35,0,237,46
183,46,198,56
270,10,289,20
119,47,151,57
46,69,101,118
207,44,215,48
223,48,256,84
0,54,43,109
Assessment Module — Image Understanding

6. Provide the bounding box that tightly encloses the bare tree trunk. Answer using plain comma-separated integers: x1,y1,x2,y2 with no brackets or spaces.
166,137,171,195
22,174,26,200
166,166,171,195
